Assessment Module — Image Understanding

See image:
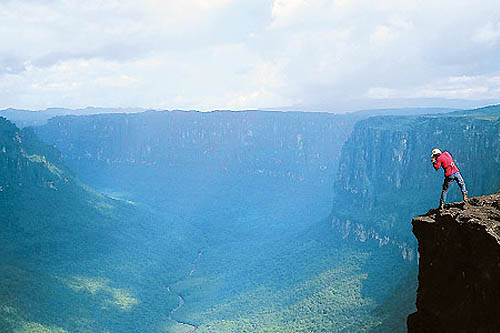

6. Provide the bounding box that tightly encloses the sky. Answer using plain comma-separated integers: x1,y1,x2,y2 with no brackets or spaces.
1,0,500,112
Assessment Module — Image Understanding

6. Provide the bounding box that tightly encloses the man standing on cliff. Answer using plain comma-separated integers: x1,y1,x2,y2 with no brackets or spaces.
431,148,468,209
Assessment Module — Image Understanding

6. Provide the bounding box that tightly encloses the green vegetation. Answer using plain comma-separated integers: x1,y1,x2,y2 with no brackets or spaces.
0,117,205,332
179,252,402,332
0,112,421,332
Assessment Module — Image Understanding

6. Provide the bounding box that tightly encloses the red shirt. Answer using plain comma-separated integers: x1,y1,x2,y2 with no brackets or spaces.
433,151,459,176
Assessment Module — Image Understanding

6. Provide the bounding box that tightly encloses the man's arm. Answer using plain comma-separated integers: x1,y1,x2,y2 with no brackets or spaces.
432,156,441,170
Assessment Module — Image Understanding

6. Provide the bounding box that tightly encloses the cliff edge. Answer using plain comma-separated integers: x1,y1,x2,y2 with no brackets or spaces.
408,194,500,332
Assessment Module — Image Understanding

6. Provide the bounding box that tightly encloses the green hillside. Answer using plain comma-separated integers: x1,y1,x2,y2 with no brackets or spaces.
0,117,205,332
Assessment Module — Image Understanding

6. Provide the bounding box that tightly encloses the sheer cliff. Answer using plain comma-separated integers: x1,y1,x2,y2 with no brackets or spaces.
331,108,500,250
325,106,500,331
0,118,65,192
34,110,356,185
408,194,500,332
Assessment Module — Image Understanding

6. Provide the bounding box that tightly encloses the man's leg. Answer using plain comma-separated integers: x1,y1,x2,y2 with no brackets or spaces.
440,176,452,209
455,172,468,200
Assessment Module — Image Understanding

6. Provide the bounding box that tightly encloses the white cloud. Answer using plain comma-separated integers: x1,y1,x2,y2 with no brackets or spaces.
224,60,293,109
370,25,398,44
1,0,500,111
366,87,398,99
417,75,500,99
270,0,325,28
140,0,235,28
369,17,413,44
367,74,500,100
473,22,500,45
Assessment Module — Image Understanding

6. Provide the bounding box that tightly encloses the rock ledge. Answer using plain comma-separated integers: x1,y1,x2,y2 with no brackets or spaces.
408,194,500,332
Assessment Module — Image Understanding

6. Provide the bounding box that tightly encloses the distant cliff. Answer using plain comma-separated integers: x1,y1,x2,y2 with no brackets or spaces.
0,107,146,127
35,110,357,184
408,194,500,332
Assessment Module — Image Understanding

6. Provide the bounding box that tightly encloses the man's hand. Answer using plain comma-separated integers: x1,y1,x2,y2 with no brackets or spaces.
431,156,436,163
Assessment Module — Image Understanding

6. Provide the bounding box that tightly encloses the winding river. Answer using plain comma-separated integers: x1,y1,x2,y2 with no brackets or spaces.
167,250,204,331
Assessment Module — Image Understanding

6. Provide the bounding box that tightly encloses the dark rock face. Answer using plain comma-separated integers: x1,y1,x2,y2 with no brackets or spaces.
408,194,500,332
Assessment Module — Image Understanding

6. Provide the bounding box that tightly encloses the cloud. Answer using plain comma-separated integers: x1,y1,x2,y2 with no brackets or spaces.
143,0,234,21
473,22,500,45
367,74,500,100
1,0,500,111
369,18,413,44
225,60,293,109
270,0,326,28
0,0,239,70
0,57,26,75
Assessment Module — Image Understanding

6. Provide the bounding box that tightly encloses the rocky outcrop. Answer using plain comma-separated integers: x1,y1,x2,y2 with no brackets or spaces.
408,194,500,332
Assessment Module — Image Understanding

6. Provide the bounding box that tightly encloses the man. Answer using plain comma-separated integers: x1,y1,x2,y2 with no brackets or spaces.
431,148,468,209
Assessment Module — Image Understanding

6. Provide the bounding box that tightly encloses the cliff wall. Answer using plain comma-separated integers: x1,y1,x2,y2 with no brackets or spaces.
408,194,500,332
34,110,356,184
331,111,500,248
0,117,66,192
328,108,500,330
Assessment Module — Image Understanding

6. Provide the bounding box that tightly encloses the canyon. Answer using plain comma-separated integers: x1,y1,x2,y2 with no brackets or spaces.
1,105,499,332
